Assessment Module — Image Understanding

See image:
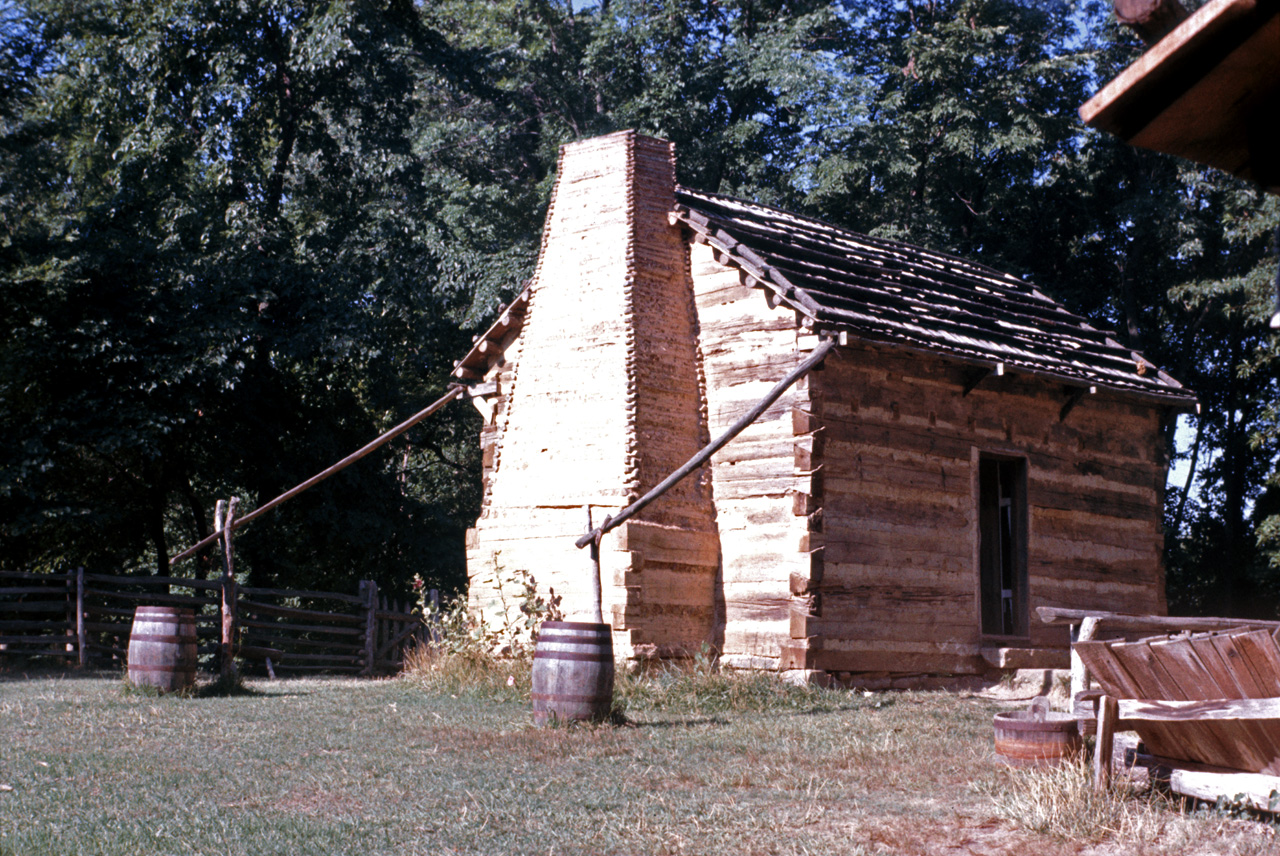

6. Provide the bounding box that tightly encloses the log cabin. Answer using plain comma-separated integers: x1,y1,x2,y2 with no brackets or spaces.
453,130,1197,686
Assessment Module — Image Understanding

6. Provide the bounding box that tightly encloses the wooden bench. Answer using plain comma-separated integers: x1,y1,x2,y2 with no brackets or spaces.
1063,622,1280,808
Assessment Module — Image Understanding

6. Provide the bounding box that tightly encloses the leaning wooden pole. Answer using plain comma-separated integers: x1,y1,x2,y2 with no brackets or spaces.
576,337,838,550
171,385,466,565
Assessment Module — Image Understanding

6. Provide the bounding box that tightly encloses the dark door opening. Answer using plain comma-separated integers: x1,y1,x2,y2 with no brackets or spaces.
979,456,1027,637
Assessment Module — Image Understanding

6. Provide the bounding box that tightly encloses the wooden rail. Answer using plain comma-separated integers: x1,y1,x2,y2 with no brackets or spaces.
0,569,432,676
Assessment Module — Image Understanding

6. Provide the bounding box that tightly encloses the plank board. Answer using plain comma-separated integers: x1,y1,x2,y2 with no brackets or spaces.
1081,0,1280,192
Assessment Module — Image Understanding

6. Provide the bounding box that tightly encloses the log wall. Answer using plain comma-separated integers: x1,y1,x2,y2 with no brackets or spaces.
688,241,817,670
798,341,1168,679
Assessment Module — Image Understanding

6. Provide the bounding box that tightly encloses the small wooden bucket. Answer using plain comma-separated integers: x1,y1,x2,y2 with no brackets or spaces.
531,621,614,725
993,696,1083,767
127,606,197,692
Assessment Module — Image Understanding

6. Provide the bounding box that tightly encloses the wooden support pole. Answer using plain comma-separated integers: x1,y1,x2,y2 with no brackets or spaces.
577,337,838,549
1094,694,1120,792
221,575,239,678
587,507,603,624
171,385,465,566
217,498,240,679
361,580,377,676
1070,615,1100,700
76,567,87,667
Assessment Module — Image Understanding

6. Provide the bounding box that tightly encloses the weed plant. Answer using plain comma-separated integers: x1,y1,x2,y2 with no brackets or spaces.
402,558,556,703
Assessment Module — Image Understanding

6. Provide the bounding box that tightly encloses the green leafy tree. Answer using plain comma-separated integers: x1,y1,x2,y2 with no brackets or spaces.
0,0,493,593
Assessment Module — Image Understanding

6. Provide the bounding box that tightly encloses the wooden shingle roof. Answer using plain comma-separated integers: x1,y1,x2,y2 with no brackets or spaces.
673,187,1196,409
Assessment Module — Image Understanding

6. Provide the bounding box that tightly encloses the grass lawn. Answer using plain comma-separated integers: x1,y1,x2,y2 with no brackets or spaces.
1,665,1277,855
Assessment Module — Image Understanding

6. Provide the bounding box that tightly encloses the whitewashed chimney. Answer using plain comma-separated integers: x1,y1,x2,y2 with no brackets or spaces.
467,131,720,659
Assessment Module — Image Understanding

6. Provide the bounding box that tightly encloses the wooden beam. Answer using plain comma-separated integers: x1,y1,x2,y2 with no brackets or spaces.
1038,606,1280,633
172,386,465,565
1095,694,1120,791
961,363,1004,396
979,646,1070,670
1059,385,1095,421
1082,0,1280,193
575,338,838,549
1131,752,1280,810
1118,696,1280,722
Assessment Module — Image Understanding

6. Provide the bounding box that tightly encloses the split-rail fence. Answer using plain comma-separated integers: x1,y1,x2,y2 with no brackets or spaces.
0,569,435,676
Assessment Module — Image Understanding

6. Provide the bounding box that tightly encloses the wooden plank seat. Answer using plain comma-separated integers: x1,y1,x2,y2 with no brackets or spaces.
1076,628,1280,802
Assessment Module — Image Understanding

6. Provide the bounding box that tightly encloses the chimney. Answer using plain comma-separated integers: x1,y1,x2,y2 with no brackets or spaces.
468,131,719,635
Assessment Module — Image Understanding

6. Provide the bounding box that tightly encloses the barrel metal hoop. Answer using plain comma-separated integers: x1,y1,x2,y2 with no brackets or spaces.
533,650,613,662
531,692,609,704
540,621,612,631
130,634,195,645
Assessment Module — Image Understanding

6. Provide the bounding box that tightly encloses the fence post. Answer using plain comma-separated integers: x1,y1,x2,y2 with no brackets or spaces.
361,580,377,676
221,575,238,679
217,498,240,679
76,567,87,667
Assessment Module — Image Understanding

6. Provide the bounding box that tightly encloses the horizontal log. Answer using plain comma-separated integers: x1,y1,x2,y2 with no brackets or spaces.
238,617,363,636
0,571,74,582
980,646,1070,670
0,645,75,657
813,648,985,675
270,663,363,673
238,599,364,624
85,642,126,657
84,589,217,608
1170,769,1280,812
238,585,364,605
1028,482,1158,521
0,619,72,631
236,644,285,660
812,618,981,647
1118,697,1280,723
0,601,72,613
241,633,361,652
263,652,363,664
85,573,221,590
0,585,72,597
84,607,219,622
0,635,74,646
1130,752,1280,811
1037,607,1280,632
82,621,129,633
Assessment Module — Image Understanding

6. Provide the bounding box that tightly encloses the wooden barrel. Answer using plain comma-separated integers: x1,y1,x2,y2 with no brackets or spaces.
993,708,1084,767
531,621,614,725
127,606,197,692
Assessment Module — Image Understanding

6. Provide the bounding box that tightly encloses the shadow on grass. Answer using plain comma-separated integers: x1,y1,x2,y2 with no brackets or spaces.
626,716,731,729
0,664,120,683
115,673,314,700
